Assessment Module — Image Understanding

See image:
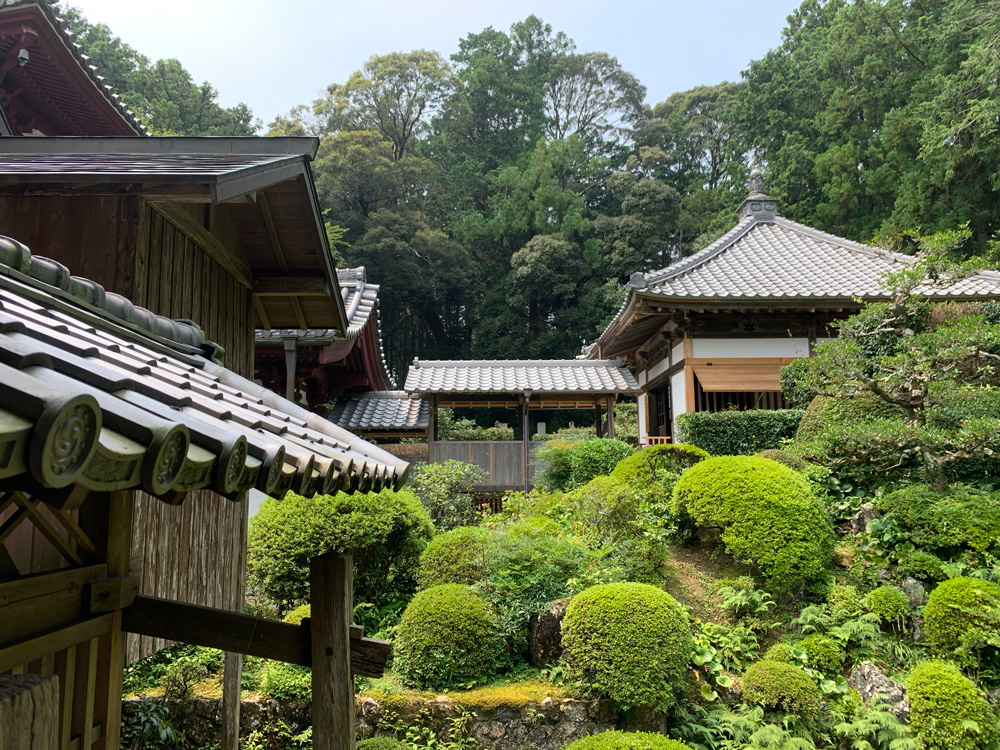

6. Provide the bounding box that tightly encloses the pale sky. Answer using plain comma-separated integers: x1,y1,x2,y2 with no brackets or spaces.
64,0,801,129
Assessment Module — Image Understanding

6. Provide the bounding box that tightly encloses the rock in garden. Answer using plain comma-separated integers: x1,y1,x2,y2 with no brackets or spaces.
848,503,879,535
848,661,909,719
901,577,928,607
529,598,570,667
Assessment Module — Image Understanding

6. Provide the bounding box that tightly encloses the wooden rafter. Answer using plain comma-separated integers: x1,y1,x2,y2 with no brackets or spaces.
253,296,272,329
258,192,289,273
290,297,308,331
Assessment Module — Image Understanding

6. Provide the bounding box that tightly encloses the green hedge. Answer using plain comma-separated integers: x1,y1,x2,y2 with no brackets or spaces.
742,660,821,714
924,577,1000,658
676,409,803,456
563,732,693,750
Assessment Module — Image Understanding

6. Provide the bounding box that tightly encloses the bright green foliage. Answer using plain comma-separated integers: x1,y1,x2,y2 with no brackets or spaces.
259,661,311,700
672,456,834,589
416,526,490,589
798,634,844,675
741,660,821,714
357,739,408,750
877,484,1000,554
393,584,508,689
924,577,1000,657
568,439,635,488
753,449,807,472
907,660,998,750
610,443,709,483
896,550,947,582
763,643,796,663
408,460,486,530
246,489,433,614
863,586,910,627
827,585,865,623
562,583,693,710
795,394,904,444
281,605,311,625
534,435,590,491
676,409,804,456
563,731,693,750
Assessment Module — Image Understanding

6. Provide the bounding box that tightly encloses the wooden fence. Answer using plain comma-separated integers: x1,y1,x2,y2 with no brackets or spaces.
429,441,547,491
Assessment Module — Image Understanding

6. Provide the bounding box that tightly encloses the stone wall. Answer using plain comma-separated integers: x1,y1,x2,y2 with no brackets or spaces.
124,692,617,749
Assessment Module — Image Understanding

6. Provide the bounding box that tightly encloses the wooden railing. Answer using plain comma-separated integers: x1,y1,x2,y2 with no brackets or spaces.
641,435,673,446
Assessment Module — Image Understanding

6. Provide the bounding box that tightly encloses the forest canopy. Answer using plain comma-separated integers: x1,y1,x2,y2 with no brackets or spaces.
68,1,1000,380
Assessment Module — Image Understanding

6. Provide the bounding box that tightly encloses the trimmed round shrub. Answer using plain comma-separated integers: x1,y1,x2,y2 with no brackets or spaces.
742,660,821,714
568,438,635,487
611,444,709,483
672,456,834,589
864,586,910,626
896,549,947,582
563,731,694,750
877,484,1000,553
795,394,903,443
393,584,508,689
924,577,1000,656
247,488,433,612
908,660,998,750
416,526,491,590
282,604,310,625
763,643,796,663
799,634,844,675
754,449,807,472
357,739,408,750
827,584,864,622
562,583,693,710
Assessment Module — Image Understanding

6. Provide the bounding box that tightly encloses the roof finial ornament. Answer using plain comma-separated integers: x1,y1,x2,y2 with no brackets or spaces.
738,166,778,222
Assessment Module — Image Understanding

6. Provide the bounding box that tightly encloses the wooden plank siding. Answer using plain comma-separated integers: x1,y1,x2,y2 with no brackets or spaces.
431,441,547,491
125,200,251,662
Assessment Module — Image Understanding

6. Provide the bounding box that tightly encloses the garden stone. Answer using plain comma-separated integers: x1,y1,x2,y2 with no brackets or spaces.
901,577,928,607
848,661,909,719
561,698,588,723
910,616,924,642
848,503,879,535
528,597,570,666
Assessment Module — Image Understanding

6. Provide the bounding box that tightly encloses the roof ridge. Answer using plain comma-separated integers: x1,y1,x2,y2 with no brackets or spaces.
640,216,757,288
411,359,625,367
0,235,223,359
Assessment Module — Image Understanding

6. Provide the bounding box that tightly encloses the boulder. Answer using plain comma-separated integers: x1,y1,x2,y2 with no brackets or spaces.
848,503,879,536
901,577,928,608
528,598,570,667
848,661,909,719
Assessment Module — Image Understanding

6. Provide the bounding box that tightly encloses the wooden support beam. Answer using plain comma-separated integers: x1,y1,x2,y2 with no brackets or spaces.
253,296,272,329
119,595,388,678
258,193,290,273
254,276,327,296
290,297,308,331
150,202,253,288
0,674,60,750
310,553,355,750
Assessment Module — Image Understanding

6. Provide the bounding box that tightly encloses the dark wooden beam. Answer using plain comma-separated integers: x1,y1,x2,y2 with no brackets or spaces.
120,595,389,678
0,183,213,201
253,276,327,296
149,202,253,289
258,193,289,273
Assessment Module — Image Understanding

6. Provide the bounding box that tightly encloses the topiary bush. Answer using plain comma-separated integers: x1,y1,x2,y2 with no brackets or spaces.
896,549,947,582
247,488,433,614
798,634,844,675
393,584,508,690
876,483,1000,554
282,604,311,625
763,643,796,663
610,443,709,483
563,731,694,750
357,739,408,750
864,586,910,628
676,409,804,456
416,526,491,590
568,438,635,487
742,660,821,714
672,456,834,589
924,577,1000,658
795,394,904,443
908,660,998,750
561,583,693,710
754,449,807,472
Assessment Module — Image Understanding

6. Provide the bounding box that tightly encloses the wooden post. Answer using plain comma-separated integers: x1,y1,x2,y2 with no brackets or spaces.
520,393,531,492
221,652,242,749
103,490,133,750
426,394,437,463
311,553,355,750
0,674,59,750
606,396,616,440
283,338,298,403
594,403,604,438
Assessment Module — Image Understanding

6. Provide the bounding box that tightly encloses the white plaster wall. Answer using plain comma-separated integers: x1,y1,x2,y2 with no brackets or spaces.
670,371,686,437
638,370,647,386
691,337,811,358
671,342,684,363
637,393,647,438
646,356,671,383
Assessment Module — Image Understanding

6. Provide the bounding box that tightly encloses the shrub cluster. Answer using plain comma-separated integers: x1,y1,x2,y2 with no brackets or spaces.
563,732,694,750
864,586,910,627
907,660,997,750
741,659,821,714
562,583,693,710
877,483,1000,554
393,584,508,689
247,488,433,613
408,460,486,529
754,449,807,471
416,526,490,589
672,456,834,589
924,576,1000,658
357,739,408,750
676,409,804,455
798,634,844,675
568,438,635,487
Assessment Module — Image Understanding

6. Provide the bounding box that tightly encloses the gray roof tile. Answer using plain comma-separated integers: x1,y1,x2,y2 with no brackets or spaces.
329,391,429,431
404,360,640,394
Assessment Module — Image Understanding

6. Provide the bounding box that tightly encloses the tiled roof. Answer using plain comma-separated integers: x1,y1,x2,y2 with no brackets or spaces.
329,392,429,432
404,360,640,394
256,267,380,341
631,215,1000,302
0,235,408,501
1,0,147,135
